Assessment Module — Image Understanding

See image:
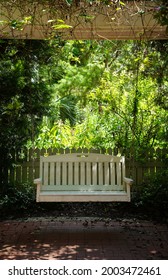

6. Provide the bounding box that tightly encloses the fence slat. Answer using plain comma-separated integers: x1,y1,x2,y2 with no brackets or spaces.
3,148,167,186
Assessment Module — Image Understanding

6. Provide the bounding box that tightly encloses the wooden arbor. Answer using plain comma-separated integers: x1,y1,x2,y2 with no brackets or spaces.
0,0,168,40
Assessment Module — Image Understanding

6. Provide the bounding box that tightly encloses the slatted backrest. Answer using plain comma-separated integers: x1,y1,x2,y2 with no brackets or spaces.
40,153,125,187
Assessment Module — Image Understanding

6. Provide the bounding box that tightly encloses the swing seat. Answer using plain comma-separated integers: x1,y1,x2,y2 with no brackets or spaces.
34,153,133,202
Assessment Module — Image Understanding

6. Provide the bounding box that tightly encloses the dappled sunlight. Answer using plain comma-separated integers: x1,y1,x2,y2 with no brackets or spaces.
0,218,168,260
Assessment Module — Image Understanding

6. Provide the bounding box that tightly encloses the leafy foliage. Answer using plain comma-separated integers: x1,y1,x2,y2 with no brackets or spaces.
0,183,36,217
133,170,168,220
28,40,168,159
0,39,62,186
1,39,168,197
153,0,168,32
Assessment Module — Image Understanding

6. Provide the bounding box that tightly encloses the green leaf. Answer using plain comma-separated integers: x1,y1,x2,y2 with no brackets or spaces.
52,24,72,30
119,1,125,6
65,0,73,5
0,20,8,25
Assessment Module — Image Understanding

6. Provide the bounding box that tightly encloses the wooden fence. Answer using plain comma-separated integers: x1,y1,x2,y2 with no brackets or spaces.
4,147,167,187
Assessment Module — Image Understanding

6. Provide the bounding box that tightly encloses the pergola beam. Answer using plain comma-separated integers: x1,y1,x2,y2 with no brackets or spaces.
0,1,167,40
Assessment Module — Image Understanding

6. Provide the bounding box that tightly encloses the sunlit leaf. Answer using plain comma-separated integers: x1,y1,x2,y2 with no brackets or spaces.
65,0,73,5
52,24,72,30
120,1,125,6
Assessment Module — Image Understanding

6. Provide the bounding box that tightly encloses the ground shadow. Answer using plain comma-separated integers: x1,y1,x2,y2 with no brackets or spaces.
0,218,168,260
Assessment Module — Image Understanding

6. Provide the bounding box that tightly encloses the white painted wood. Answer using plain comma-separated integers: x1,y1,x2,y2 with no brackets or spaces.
50,162,55,185
41,153,122,163
98,162,103,185
74,162,79,185
40,157,43,184
110,162,115,185
122,157,126,183
38,191,130,202
41,185,124,191
92,162,97,185
44,162,48,186
68,162,73,185
80,162,85,185
34,153,133,202
104,162,109,185
56,162,61,185
86,162,91,185
116,162,122,186
62,162,67,185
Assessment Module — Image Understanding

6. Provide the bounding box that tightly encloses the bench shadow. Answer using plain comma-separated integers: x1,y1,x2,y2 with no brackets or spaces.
0,219,168,260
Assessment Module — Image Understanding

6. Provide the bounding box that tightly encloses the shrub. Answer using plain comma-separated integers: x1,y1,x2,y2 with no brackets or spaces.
133,170,168,220
0,183,37,218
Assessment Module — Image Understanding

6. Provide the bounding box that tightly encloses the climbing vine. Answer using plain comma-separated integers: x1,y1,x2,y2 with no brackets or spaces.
0,0,167,39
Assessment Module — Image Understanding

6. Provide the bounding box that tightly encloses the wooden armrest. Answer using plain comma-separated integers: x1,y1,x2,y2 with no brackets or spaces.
34,178,41,202
123,177,133,185
34,178,42,184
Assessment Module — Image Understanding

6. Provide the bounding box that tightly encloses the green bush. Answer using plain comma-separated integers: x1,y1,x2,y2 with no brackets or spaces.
0,183,37,218
133,170,168,220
